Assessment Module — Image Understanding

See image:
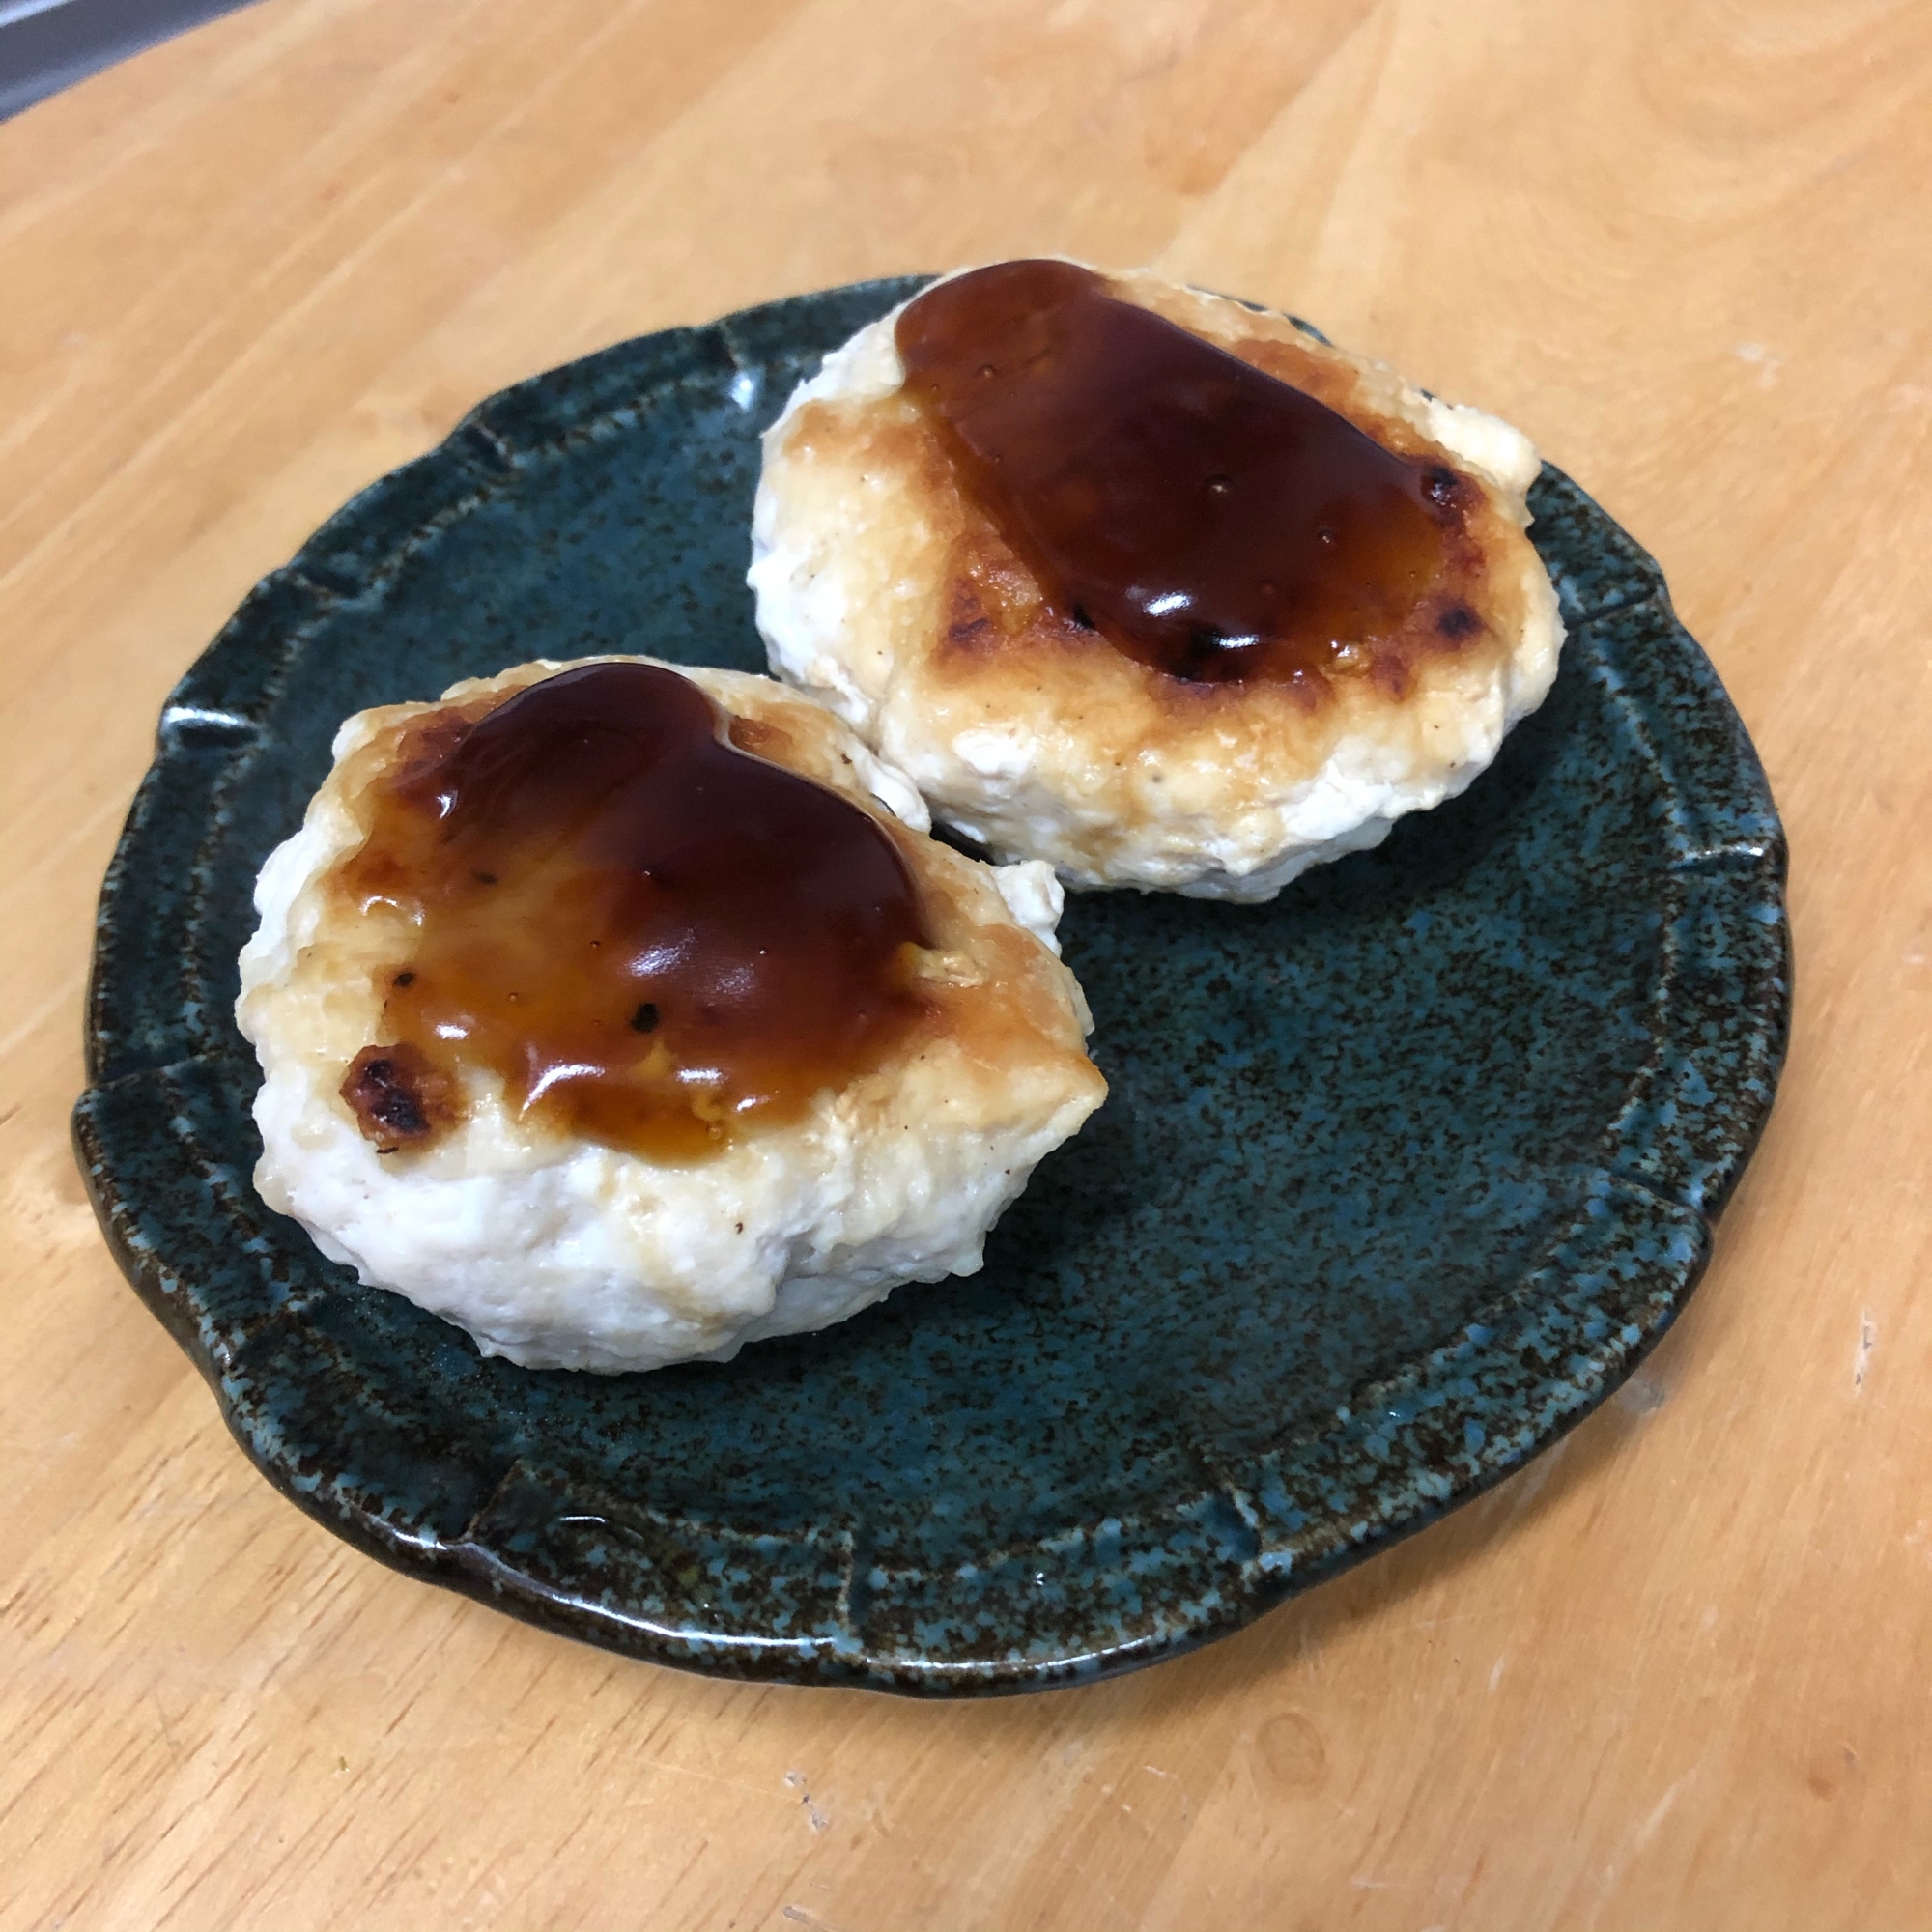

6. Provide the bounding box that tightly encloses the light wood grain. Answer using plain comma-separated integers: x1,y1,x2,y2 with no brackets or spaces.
3,0,1928,1924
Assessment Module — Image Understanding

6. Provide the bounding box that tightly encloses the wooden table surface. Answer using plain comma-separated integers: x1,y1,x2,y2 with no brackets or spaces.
4,1,1929,1924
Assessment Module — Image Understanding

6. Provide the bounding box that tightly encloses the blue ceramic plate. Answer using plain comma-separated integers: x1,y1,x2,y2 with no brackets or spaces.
75,278,1788,1694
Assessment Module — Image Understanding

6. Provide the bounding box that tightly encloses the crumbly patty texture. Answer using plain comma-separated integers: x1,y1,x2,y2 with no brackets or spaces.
237,657,1105,1373
750,264,1565,900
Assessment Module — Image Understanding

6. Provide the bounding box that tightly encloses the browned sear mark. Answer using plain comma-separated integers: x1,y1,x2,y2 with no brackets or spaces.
341,1041,460,1153
946,580,996,649
726,712,792,762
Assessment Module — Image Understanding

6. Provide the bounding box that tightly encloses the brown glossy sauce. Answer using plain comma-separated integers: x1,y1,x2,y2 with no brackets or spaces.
895,260,1472,686
336,663,932,1160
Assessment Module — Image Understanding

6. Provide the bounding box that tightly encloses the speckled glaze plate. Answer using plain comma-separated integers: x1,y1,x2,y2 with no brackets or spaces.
75,277,1788,1695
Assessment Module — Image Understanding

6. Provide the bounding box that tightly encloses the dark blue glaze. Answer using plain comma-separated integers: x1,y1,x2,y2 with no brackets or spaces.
74,277,1789,1694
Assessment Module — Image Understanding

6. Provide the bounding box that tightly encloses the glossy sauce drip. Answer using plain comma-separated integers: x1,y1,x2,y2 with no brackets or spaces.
895,259,1470,685
337,663,932,1160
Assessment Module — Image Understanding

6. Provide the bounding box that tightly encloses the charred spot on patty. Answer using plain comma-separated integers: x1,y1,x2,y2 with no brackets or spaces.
341,1042,461,1153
